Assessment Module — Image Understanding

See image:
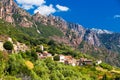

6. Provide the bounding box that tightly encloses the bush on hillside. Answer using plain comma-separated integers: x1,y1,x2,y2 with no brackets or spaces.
100,63,113,70
3,41,13,51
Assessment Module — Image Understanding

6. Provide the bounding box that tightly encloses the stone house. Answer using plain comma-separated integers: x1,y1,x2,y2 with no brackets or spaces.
37,51,53,59
78,58,93,65
13,42,29,53
59,55,77,66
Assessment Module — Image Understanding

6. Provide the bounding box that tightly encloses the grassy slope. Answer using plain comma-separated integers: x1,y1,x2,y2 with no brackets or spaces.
36,23,64,37
0,19,64,44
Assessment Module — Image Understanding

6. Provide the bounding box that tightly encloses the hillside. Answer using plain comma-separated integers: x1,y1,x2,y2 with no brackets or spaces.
1,51,120,80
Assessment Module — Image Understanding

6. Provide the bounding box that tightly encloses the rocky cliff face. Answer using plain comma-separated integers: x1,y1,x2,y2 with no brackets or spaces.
84,29,101,46
32,12,102,48
32,13,68,34
0,0,33,27
0,0,16,23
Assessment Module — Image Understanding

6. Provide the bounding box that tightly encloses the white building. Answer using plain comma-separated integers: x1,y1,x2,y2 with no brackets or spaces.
96,60,102,65
59,55,65,62
0,41,4,51
40,45,44,51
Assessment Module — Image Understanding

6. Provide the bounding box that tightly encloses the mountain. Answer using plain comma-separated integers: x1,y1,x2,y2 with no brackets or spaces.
90,28,113,34
0,0,120,67
0,0,33,27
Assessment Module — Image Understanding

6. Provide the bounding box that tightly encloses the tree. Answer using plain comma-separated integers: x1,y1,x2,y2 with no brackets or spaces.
48,40,56,46
31,50,38,61
100,63,113,70
54,55,60,61
102,74,108,80
3,41,13,53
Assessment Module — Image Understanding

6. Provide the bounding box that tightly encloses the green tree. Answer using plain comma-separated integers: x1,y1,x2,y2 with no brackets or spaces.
3,41,13,51
100,63,113,70
54,55,60,61
31,50,38,61
102,74,108,80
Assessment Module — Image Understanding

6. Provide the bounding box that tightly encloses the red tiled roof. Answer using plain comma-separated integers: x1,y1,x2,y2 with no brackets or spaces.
65,56,73,60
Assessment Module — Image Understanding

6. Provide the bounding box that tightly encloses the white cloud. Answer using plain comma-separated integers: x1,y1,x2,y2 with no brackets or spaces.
56,4,69,11
15,0,45,10
21,4,34,10
114,15,120,19
15,0,70,15
34,4,56,16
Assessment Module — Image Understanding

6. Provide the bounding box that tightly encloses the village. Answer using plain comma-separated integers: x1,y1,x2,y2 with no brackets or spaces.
37,45,102,67
0,37,102,67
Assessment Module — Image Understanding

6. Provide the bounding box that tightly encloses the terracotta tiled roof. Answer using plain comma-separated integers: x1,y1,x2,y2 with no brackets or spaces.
65,56,73,60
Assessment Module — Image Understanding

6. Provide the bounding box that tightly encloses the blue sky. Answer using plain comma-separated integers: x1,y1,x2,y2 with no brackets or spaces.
15,0,120,32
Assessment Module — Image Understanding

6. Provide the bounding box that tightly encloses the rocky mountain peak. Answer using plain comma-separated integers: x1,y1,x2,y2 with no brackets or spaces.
90,28,113,34
32,12,68,34
67,23,85,32
32,12,48,25
0,0,33,27
47,15,68,31
0,0,17,23
33,12,43,17
84,29,101,46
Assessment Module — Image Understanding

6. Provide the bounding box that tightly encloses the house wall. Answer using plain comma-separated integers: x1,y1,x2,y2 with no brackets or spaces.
59,55,65,62
0,41,4,51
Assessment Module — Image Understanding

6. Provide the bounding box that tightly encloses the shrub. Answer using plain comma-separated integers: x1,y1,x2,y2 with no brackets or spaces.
3,41,13,50
54,55,60,61
100,63,113,70
25,61,34,70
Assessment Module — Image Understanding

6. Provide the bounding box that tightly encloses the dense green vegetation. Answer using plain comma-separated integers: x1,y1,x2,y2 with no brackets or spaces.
36,23,64,37
0,51,120,80
100,62,113,70
1,50,120,79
